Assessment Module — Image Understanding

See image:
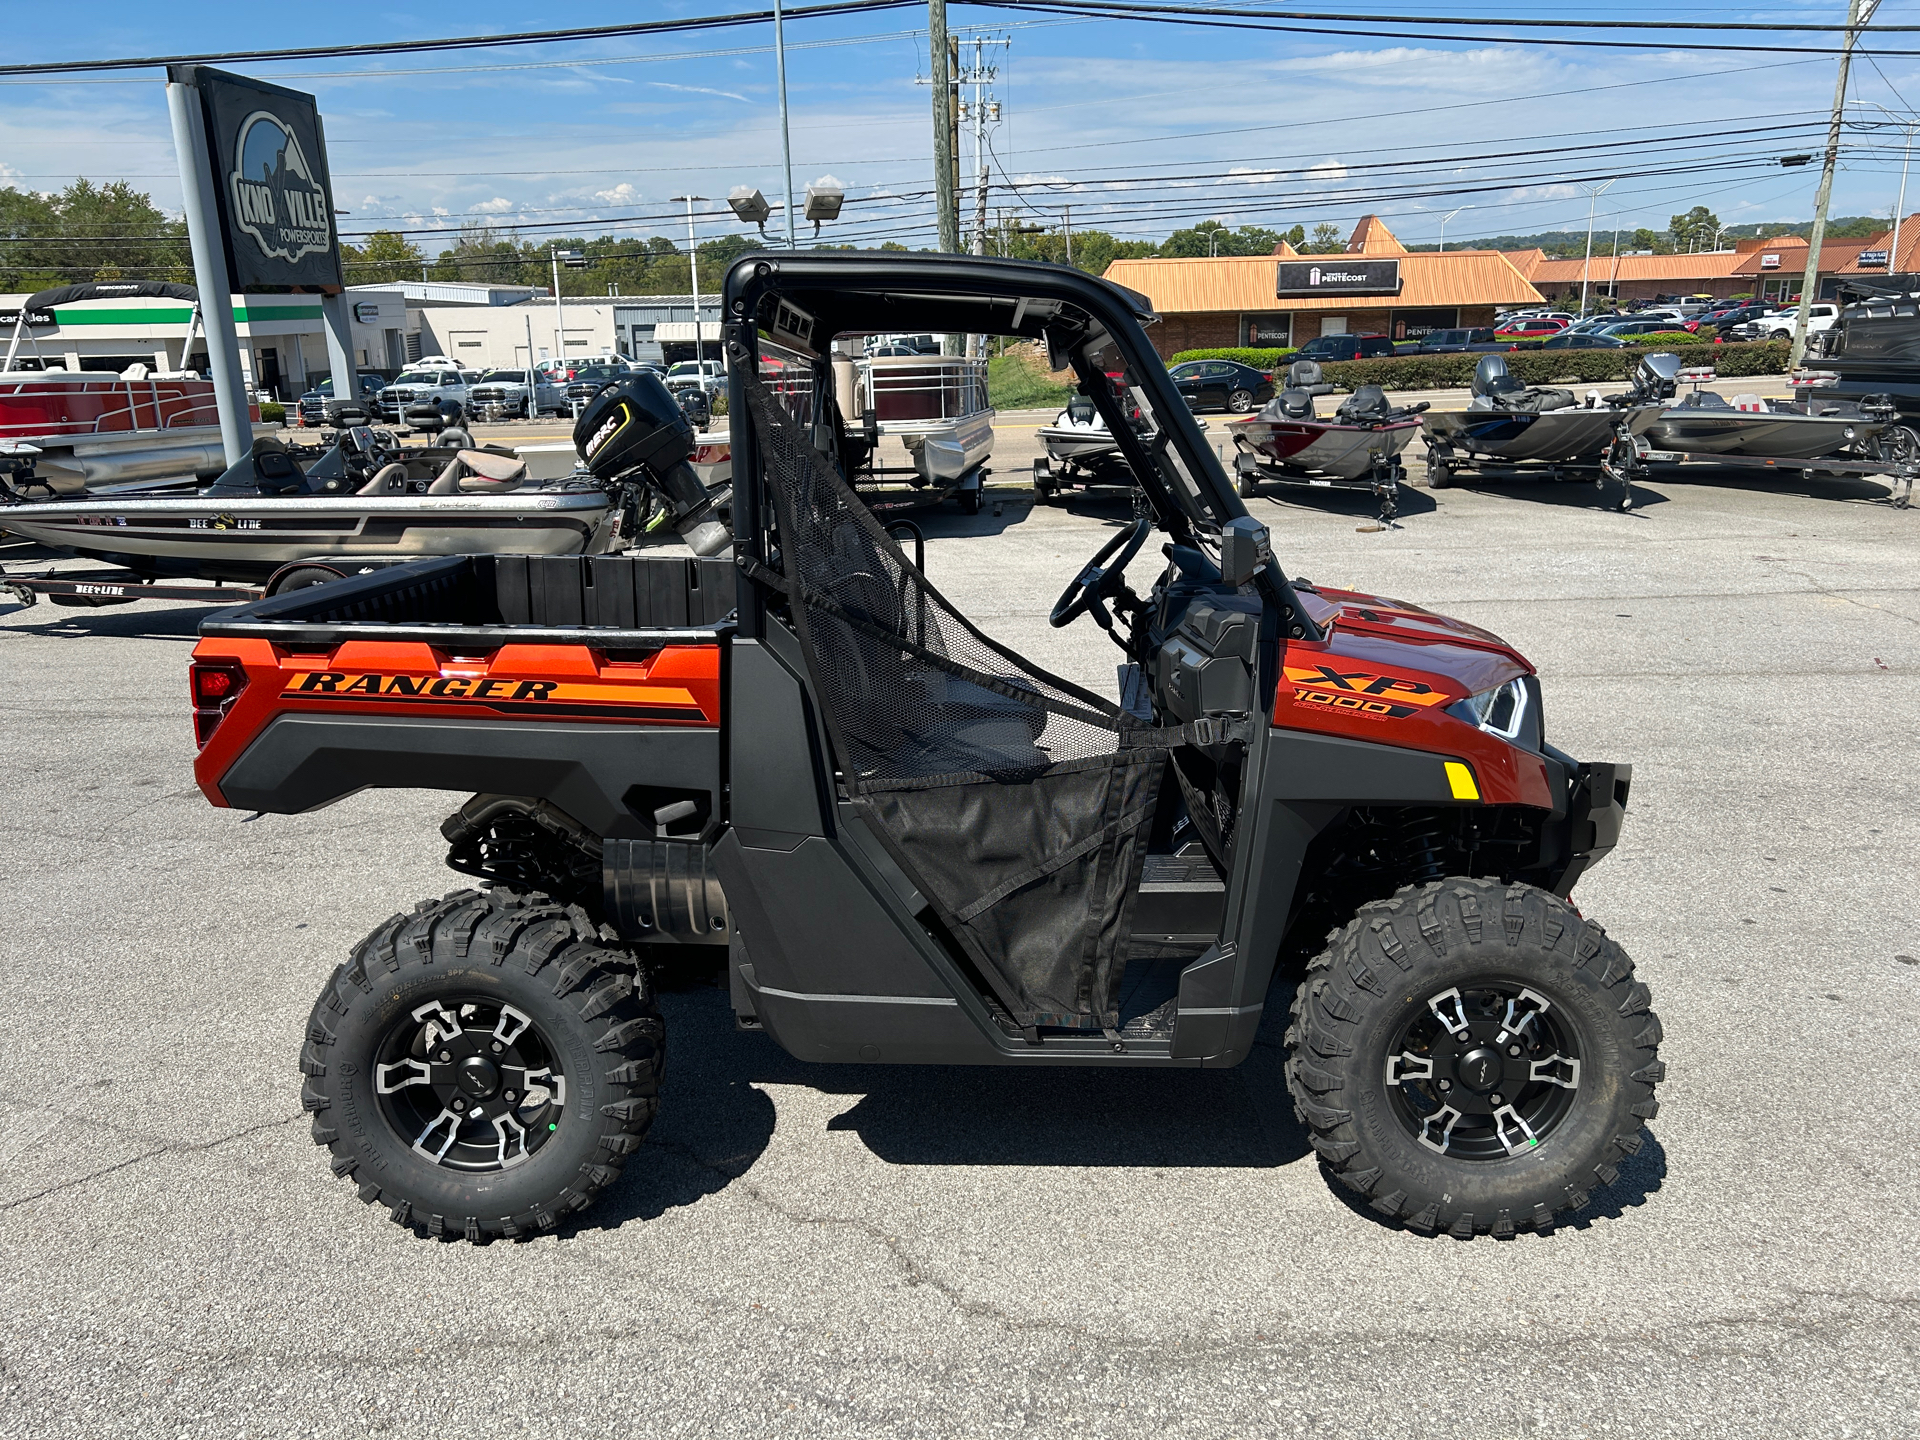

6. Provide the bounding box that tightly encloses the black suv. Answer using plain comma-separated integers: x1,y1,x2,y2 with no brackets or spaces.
1413,328,1514,355
1287,333,1396,363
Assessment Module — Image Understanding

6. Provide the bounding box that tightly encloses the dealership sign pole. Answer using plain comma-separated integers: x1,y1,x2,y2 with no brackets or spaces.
166,65,354,461
165,74,252,466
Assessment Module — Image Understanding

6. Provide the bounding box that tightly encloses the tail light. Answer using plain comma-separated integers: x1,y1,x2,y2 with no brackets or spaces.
191,660,247,748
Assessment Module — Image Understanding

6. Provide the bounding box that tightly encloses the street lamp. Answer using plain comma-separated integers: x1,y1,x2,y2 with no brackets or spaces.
729,186,772,238
1437,205,1464,252
804,177,845,238
1577,178,1618,319
670,195,709,374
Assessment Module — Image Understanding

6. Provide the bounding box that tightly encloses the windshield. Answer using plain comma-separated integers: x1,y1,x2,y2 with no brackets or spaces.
479,370,526,383
392,370,436,385
667,362,706,377
1074,326,1231,542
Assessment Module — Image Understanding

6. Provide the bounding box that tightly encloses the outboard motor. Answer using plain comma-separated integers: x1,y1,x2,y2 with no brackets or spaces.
1626,352,1683,403
1471,353,1526,402
1065,392,1097,426
574,372,732,556
675,385,712,431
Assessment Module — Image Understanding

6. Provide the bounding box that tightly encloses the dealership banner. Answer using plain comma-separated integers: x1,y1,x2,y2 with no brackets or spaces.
1276,259,1402,298
169,65,344,291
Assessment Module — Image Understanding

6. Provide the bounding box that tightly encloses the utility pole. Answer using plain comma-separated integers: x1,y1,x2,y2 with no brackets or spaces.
1577,179,1616,319
1792,0,1881,368
549,246,568,366
927,1,959,253
1063,205,1073,268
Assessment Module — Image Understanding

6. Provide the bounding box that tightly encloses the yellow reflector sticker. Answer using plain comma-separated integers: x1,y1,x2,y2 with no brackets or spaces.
1444,761,1480,801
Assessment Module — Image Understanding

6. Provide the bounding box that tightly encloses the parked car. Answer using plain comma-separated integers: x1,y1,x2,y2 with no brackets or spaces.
1412,327,1517,354
1595,318,1690,340
1531,331,1627,350
376,365,470,424
665,359,726,395
467,368,568,420
1166,358,1274,413
1684,304,1772,334
1496,309,1574,325
1729,303,1838,342
296,373,385,427
1285,333,1397,363
1494,317,1569,337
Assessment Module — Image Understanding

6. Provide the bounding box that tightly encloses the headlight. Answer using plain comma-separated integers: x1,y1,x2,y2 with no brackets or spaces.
1450,677,1528,740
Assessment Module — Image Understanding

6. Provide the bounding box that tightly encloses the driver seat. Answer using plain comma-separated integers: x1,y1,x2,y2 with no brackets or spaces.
1265,359,1335,421
355,462,408,496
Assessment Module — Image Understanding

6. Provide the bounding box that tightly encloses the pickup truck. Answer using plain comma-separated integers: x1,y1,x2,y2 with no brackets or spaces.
375,365,472,425
187,254,1656,1249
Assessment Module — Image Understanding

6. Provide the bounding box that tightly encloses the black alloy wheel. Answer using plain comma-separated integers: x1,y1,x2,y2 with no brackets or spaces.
1287,877,1664,1237
372,995,569,1173
1383,983,1582,1160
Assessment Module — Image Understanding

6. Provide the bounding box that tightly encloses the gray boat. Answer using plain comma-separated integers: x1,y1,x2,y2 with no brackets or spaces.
1423,354,1645,469
0,426,623,584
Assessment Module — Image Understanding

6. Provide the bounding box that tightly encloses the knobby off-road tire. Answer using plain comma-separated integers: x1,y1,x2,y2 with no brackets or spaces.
1285,877,1663,1237
301,888,664,1241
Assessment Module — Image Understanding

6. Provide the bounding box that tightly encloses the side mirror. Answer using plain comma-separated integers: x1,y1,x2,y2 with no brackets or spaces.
1219,515,1271,587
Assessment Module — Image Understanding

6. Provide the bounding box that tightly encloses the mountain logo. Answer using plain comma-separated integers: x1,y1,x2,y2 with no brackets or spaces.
228,111,332,264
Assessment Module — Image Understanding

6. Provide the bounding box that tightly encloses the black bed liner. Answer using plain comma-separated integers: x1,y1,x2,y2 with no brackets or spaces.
198,552,737,647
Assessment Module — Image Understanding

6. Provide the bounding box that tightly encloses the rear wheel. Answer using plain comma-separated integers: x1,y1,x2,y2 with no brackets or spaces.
1426,461,1452,489
1286,877,1663,1237
1228,388,1257,414
301,889,663,1240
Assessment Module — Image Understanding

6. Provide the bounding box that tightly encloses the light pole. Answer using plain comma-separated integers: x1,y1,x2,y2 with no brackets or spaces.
1577,179,1618,318
1437,205,1464,252
671,195,709,375
774,0,796,249
549,246,584,366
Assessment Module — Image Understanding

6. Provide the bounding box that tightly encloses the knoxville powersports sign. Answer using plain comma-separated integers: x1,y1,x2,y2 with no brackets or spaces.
170,64,344,290
1276,259,1403,298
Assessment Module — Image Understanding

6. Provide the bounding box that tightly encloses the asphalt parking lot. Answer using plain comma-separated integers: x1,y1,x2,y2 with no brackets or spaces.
2,428,1917,1438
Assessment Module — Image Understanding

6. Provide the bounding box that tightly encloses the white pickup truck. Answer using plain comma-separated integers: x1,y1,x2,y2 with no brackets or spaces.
1734,304,1839,343
375,361,473,425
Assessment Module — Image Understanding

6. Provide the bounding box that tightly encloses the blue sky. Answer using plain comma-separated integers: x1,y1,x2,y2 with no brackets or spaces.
4,2,1920,255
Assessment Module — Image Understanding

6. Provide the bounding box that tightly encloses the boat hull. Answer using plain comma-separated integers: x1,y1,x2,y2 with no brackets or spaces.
1227,415,1421,481
1422,406,1628,463
0,491,613,581
1640,409,1879,459
900,409,995,482
1037,424,1120,463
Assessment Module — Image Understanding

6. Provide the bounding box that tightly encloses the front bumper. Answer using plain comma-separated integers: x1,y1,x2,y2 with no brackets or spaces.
1543,760,1632,897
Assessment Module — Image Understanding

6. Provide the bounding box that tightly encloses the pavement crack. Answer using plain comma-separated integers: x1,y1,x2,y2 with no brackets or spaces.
0,1112,303,1213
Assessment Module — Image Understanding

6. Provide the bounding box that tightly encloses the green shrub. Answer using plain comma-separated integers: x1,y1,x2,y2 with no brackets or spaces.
261,401,286,423
1166,346,1297,368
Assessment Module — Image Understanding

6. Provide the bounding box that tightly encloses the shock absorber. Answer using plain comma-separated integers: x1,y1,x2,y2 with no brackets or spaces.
1395,809,1450,885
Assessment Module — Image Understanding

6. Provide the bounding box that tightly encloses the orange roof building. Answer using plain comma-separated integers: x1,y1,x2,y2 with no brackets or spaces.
1834,214,1920,277
1510,233,1877,306
1104,215,1543,355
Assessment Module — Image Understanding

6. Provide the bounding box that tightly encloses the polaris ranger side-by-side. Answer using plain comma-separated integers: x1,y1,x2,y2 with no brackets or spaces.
189,254,1660,1242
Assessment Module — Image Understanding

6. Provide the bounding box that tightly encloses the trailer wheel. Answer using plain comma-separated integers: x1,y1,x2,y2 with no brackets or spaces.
268,565,344,596
1286,877,1663,1237
1236,470,1261,499
302,889,664,1241
1426,461,1452,489
958,484,984,515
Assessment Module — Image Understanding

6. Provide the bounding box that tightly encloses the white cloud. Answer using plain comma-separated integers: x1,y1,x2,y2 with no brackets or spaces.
1226,166,1279,186
472,197,515,214
594,183,640,205
647,81,751,103
1306,160,1349,184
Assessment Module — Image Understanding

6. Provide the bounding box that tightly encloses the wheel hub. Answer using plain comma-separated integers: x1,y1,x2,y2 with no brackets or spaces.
372,998,568,1172
456,1055,501,1099
1455,1045,1504,1092
1383,983,1583,1160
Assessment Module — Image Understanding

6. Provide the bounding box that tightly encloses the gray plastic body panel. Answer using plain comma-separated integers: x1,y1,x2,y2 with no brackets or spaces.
217,713,719,839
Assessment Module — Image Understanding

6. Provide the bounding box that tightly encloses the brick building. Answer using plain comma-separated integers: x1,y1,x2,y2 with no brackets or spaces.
1509,234,1875,307
1104,215,1542,358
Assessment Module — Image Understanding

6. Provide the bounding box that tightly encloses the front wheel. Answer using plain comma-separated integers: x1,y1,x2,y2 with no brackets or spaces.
301,889,664,1240
1286,878,1663,1237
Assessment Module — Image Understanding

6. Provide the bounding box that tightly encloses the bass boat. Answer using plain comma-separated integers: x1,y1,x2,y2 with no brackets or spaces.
1224,360,1426,520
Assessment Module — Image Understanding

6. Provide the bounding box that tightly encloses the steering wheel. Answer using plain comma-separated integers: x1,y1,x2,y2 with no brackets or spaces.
1050,515,1152,630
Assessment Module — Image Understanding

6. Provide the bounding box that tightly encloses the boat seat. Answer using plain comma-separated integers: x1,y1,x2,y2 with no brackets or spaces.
425,458,467,494
249,438,306,495
1270,389,1318,421
1335,384,1391,423
456,449,528,492
1284,360,1336,396
355,462,408,496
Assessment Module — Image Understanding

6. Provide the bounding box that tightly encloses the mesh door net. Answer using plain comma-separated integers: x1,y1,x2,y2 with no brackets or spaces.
740,368,1165,1030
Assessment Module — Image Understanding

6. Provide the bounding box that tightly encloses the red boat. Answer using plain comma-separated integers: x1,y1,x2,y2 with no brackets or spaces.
0,282,257,490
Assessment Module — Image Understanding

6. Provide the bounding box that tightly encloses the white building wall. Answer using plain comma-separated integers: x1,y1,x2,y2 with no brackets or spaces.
415,303,617,371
